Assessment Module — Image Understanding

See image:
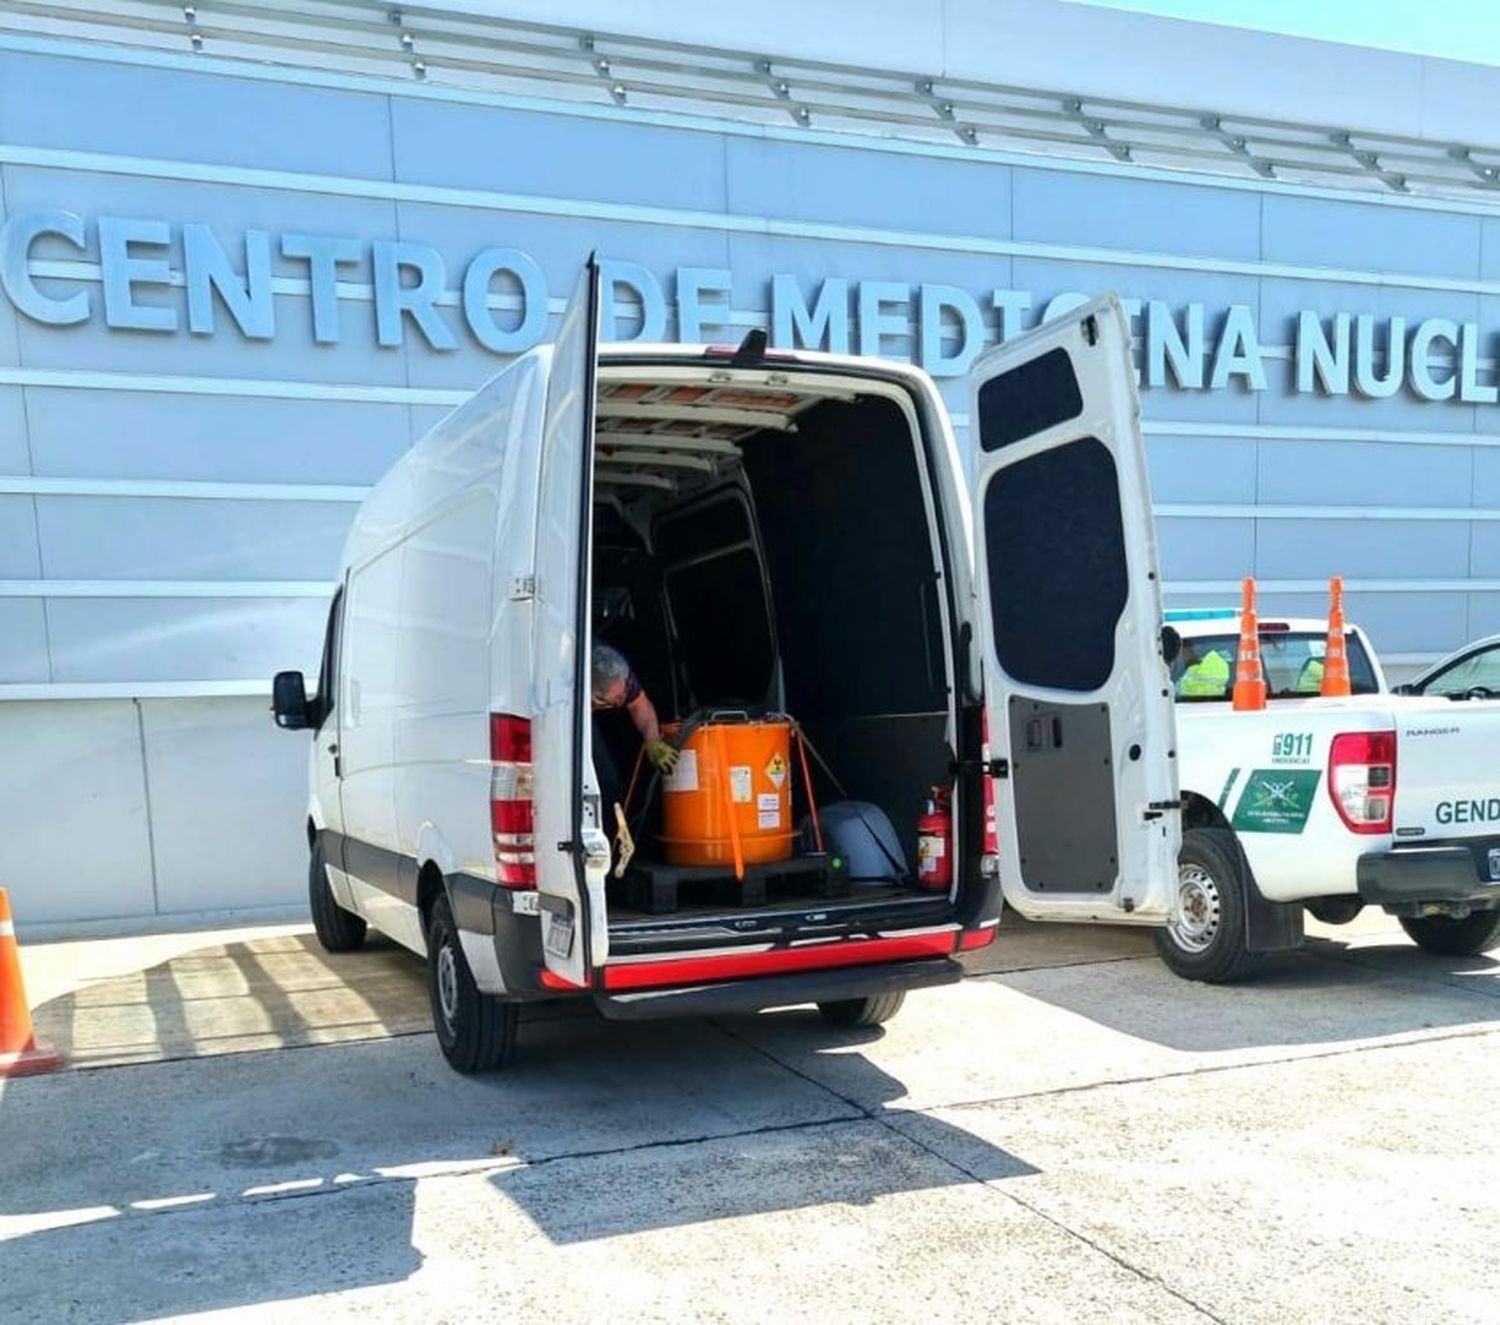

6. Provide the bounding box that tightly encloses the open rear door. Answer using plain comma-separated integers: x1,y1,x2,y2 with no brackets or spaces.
968,295,1179,923
531,258,609,984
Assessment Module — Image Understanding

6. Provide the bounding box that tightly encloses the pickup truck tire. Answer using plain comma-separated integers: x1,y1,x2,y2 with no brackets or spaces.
1399,910,1500,957
309,838,367,953
1155,827,1266,983
818,991,906,1027
427,893,519,1073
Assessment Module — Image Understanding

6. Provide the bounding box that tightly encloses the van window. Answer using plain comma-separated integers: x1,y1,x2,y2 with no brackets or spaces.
1171,631,1380,700
315,588,342,728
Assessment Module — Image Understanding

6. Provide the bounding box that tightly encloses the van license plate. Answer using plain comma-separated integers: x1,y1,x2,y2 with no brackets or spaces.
544,912,574,959
1489,848,1500,883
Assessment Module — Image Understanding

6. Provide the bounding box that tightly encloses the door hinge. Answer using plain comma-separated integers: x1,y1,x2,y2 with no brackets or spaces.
1143,798,1183,821
509,574,537,601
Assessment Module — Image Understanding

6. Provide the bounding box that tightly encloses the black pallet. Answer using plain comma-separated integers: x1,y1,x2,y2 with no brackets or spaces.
623,852,851,915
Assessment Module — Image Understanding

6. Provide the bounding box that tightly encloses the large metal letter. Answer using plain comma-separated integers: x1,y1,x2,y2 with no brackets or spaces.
0,210,90,326
373,241,457,351
1459,322,1498,404
676,267,731,344
1209,305,1267,391
1409,318,1458,402
183,224,274,339
599,260,665,342
1353,314,1404,398
772,274,850,353
1145,301,1205,390
463,247,548,354
281,233,362,344
1295,311,1351,395
858,280,909,357
919,284,984,376
99,216,177,333
990,289,1033,342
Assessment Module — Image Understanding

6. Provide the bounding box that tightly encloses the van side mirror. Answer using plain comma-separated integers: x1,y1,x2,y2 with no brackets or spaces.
1160,625,1182,667
272,670,312,730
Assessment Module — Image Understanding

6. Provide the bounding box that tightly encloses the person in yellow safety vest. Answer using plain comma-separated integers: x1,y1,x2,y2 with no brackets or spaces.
1177,641,1232,699
1295,655,1324,694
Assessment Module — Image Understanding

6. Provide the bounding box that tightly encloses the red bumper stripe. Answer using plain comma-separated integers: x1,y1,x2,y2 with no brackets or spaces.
601,931,959,991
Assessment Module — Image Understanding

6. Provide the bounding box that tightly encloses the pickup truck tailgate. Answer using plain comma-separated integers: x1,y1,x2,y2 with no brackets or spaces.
1393,700,1500,839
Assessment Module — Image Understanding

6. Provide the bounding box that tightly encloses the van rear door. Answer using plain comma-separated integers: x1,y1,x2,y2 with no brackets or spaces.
530,258,609,984
967,295,1179,923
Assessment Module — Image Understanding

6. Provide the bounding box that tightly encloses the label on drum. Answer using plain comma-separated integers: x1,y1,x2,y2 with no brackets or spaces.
730,765,753,803
664,748,698,793
757,793,781,829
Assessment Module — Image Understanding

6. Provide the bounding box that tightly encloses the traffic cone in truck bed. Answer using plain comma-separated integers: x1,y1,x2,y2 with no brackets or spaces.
1232,577,1268,712
0,888,60,1077
1321,575,1353,697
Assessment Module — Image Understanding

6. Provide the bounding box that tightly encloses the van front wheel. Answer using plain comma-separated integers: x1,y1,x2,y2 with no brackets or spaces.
426,893,518,1073
309,839,366,953
817,991,906,1027
1155,827,1265,983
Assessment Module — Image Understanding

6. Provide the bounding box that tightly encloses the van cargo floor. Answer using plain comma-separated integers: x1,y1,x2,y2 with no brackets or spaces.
608,879,918,926
617,852,850,916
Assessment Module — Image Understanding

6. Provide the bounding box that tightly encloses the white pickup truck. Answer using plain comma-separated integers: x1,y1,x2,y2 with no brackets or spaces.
1158,611,1500,981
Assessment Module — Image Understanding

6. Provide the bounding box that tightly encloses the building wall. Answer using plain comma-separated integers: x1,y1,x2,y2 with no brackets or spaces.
2,23,1499,928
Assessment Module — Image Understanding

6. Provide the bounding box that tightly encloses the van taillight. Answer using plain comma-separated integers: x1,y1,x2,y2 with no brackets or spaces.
1328,730,1396,835
490,714,536,888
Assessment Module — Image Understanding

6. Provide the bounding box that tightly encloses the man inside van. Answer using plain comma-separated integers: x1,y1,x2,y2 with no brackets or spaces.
591,644,679,816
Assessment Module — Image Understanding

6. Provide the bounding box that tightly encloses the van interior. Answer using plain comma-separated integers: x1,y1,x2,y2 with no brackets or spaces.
588,362,960,934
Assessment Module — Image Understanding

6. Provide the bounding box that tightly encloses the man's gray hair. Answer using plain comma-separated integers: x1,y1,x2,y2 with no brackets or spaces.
591,643,632,701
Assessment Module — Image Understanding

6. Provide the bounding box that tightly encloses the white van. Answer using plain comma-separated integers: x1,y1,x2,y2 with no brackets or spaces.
272,262,1180,1073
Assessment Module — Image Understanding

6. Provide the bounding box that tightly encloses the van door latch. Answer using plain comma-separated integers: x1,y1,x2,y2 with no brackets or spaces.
951,757,1010,779
509,575,537,601
1143,798,1183,821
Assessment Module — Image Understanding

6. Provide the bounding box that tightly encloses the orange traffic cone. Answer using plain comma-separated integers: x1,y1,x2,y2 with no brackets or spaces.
0,889,60,1077
1232,576,1268,712
1321,575,1352,697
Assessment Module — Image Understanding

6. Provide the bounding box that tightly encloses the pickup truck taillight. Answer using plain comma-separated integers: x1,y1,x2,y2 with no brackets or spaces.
490,714,536,887
1328,730,1396,835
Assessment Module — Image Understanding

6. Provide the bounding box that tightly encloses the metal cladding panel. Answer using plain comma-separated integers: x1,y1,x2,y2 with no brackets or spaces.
0,51,395,178
140,697,308,913
1146,436,1257,504
726,137,1011,236
0,601,48,682
0,699,156,923
1156,516,1256,583
23,389,413,485
1255,519,1470,581
0,387,32,473
1010,168,1261,261
1255,440,1474,509
1469,526,1500,577
0,494,41,576
1261,195,1483,280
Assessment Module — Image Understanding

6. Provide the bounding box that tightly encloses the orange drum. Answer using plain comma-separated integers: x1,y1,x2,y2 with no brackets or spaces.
659,715,795,870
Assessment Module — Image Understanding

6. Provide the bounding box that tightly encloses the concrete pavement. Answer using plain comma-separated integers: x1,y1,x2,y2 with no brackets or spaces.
3,912,1500,1322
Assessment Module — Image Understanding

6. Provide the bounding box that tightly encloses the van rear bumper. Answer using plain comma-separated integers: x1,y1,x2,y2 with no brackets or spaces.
1358,838,1500,908
592,956,962,1021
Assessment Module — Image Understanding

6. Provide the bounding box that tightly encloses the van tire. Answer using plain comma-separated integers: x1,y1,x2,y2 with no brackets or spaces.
1155,827,1265,983
426,893,518,1073
309,839,366,953
1399,910,1500,957
817,991,906,1027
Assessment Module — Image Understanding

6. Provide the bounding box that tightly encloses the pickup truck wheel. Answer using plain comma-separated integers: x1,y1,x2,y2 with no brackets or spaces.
1155,827,1265,983
1399,910,1500,957
427,893,519,1073
308,838,366,953
817,991,906,1027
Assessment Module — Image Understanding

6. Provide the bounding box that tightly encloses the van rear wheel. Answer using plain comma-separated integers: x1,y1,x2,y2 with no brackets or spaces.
1155,826,1265,983
817,991,906,1028
1399,910,1500,957
426,893,518,1073
308,838,366,953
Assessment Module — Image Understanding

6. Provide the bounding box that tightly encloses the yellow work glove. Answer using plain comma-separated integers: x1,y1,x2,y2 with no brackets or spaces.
645,739,679,774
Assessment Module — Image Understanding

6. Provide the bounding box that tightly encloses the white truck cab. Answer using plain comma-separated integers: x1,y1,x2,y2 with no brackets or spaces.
1160,610,1500,980
273,263,1180,1072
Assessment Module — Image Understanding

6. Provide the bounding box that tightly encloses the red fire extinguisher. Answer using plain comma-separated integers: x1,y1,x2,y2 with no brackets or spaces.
916,785,953,890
